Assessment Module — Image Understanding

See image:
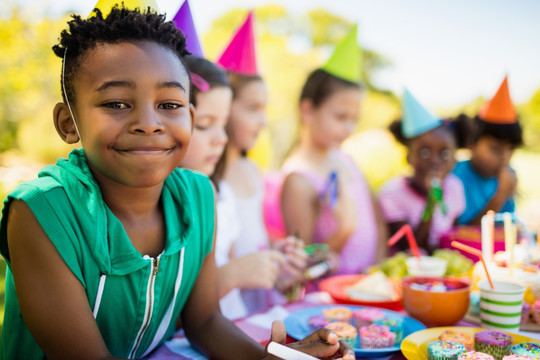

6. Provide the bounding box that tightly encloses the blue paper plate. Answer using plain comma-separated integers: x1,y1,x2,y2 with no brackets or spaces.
284,305,426,358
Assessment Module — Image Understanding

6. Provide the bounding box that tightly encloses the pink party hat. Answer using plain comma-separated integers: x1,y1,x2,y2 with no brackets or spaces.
172,0,204,57
216,11,258,75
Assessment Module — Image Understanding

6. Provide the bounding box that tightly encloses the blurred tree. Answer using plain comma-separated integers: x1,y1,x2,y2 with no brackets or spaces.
0,7,73,162
519,88,540,151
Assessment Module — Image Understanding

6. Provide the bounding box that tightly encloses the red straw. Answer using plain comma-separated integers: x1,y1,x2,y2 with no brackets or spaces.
387,224,421,260
451,241,494,289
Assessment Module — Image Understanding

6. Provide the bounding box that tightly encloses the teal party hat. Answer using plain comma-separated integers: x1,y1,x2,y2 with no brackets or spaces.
402,89,442,138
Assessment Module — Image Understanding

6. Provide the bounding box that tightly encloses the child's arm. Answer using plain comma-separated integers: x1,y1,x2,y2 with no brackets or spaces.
466,167,517,225
371,192,389,263
281,173,319,243
217,250,286,297
7,200,123,360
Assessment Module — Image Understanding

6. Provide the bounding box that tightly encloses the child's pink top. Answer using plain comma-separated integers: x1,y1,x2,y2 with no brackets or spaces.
280,152,378,275
378,174,465,247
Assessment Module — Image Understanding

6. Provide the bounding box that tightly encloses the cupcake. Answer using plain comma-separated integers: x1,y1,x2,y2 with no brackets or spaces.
308,314,329,332
428,340,466,360
322,306,353,323
531,300,540,324
373,317,404,344
325,321,358,348
474,330,513,360
359,324,396,349
503,355,537,360
352,308,384,329
439,330,474,351
458,351,495,359
511,343,540,358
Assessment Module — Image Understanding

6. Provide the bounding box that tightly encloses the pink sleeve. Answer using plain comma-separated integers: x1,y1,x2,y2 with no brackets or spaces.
378,178,409,223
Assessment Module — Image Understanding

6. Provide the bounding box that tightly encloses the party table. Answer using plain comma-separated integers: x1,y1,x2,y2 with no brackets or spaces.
143,291,540,359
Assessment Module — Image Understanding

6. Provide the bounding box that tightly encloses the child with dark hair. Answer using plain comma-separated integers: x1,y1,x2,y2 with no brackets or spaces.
378,90,470,253
279,26,388,275
453,77,523,225
0,6,353,359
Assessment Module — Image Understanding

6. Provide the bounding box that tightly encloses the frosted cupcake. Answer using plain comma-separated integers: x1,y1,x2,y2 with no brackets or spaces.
503,355,537,360
458,351,495,359
352,308,384,329
439,330,475,351
359,324,395,349
531,300,540,324
474,330,513,360
308,314,329,332
373,317,404,344
325,321,358,348
511,343,540,358
428,340,466,360
322,306,352,323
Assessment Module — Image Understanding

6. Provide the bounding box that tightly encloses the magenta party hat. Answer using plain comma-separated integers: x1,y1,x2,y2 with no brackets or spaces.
402,89,442,138
172,0,204,57
216,11,258,75
322,24,361,83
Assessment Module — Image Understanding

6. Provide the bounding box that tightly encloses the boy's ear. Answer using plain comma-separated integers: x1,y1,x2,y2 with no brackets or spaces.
53,102,80,144
299,99,314,125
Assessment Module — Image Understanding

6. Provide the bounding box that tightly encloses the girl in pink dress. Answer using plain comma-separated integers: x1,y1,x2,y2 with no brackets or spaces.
279,68,388,275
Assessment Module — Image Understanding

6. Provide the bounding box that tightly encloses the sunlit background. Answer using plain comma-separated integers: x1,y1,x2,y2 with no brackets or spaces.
1,0,540,332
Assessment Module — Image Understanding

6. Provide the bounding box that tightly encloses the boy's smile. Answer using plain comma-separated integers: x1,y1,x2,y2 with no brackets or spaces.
66,40,193,188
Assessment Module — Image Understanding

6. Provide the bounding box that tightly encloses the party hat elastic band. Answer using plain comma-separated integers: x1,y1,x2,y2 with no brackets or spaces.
322,24,361,83
89,0,159,17
173,0,204,57
478,76,517,124
402,89,442,138
216,11,258,75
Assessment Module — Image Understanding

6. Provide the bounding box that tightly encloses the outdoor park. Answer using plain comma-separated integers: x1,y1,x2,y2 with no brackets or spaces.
1,0,540,343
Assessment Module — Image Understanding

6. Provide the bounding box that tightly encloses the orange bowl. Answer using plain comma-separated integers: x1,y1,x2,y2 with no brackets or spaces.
401,277,470,327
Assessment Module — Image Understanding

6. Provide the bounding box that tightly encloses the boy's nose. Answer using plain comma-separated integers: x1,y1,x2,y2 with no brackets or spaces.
130,106,164,134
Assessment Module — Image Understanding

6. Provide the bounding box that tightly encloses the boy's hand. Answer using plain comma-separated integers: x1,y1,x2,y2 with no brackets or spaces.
497,167,517,198
264,320,355,360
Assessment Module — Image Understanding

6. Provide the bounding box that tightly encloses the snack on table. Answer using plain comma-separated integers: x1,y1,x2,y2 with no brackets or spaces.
359,324,395,349
325,321,358,348
322,306,352,323
345,271,397,300
373,317,403,344
439,330,474,351
428,340,466,359
308,314,329,332
531,300,540,324
458,351,495,359
474,330,513,360
352,308,384,329
521,302,531,324
511,343,540,358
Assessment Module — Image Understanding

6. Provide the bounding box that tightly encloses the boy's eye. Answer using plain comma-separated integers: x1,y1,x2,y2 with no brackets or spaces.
159,103,181,110
419,148,431,159
103,102,129,109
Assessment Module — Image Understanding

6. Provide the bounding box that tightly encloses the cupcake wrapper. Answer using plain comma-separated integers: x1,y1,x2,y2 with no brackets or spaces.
360,335,394,349
475,343,512,360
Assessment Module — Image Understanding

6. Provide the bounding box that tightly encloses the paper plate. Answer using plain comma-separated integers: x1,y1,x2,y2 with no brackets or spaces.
319,274,403,311
401,326,540,359
284,305,425,358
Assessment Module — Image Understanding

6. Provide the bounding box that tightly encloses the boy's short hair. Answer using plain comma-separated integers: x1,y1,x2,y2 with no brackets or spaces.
472,116,523,147
52,6,189,105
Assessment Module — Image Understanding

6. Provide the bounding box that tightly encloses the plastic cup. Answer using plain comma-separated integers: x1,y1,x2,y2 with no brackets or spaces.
406,256,447,277
478,280,525,332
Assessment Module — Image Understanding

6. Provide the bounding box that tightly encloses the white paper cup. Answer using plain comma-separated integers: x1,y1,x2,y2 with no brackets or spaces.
406,256,447,277
478,280,525,332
